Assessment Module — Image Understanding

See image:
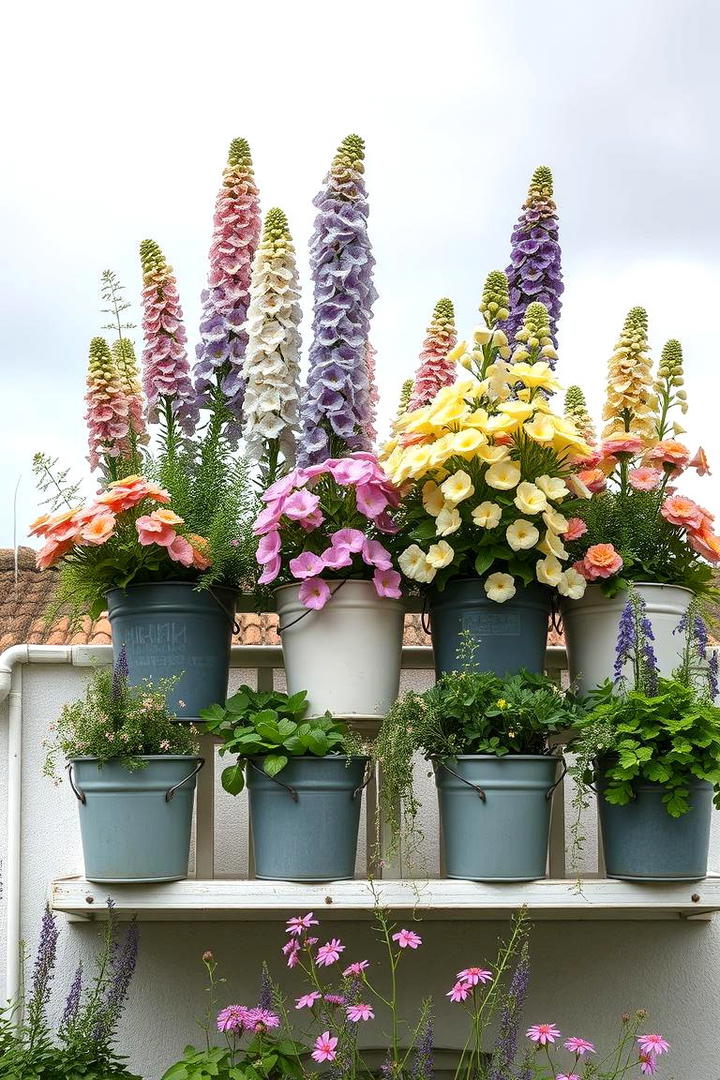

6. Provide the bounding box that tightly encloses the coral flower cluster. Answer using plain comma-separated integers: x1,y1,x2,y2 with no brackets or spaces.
382,281,591,602
194,137,262,438
253,452,401,608
407,298,458,411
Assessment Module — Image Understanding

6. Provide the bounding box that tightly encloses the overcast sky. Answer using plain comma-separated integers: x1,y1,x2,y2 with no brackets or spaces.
2,0,719,548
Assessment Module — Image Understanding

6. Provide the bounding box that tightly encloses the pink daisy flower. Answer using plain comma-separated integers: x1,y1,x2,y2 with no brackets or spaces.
639,1052,657,1075
316,938,345,967
283,941,300,968
447,981,472,1003
556,1074,580,1080
285,912,319,936
295,992,322,1009
244,1007,280,1031
637,1034,670,1056
216,1004,249,1032
456,967,492,987
527,1023,561,1045
343,961,370,976
346,1003,375,1022
392,928,422,949
312,1032,338,1064
564,1036,595,1055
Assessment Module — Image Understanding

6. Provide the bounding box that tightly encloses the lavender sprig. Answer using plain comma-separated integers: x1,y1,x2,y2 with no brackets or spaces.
61,964,83,1030
411,1009,434,1080
27,906,60,1037
488,942,530,1080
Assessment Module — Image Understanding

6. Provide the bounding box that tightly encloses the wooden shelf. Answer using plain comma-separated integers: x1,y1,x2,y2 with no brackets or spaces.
50,876,720,922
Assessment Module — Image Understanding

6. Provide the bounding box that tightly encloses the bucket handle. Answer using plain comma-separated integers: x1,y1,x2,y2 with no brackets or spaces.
207,587,241,636
248,758,299,801
353,762,373,801
545,755,568,801
166,759,205,802
420,592,431,637
66,762,86,805
436,761,487,801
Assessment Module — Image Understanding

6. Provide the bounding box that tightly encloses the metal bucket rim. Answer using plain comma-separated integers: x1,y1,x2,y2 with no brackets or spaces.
68,755,203,764
248,754,370,766
436,753,561,762
274,581,405,610
106,581,238,598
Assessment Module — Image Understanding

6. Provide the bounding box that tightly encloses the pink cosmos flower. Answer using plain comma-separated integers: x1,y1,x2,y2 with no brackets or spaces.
562,517,588,541
283,489,321,521
639,1053,657,1075
356,483,389,518
457,967,492,986
321,544,354,570
298,577,332,609
556,1074,580,1080
216,1005,250,1032
628,467,663,492
392,929,422,949
295,992,322,1009
526,1023,561,1045
316,938,345,966
346,1003,374,1022
286,912,319,935
256,530,281,564
289,551,326,579
563,1037,595,1055
283,941,300,968
258,556,281,585
312,1032,338,1064
330,528,365,552
343,961,370,976
373,568,402,599
447,981,472,1003
637,1034,670,1056
244,1007,280,1031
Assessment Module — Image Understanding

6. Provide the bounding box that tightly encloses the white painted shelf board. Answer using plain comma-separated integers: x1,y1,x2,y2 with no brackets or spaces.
50,876,720,922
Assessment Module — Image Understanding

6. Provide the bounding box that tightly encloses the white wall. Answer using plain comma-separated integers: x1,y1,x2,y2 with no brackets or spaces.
2,661,719,1080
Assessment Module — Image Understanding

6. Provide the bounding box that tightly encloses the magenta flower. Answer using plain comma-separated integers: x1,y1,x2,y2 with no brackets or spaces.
556,1074,580,1080
457,967,493,987
244,1007,280,1031
321,545,354,570
312,1032,338,1064
362,538,392,569
284,943,300,968
637,1034,670,1056
295,991,322,1010
639,1053,658,1075
373,568,402,598
316,938,345,967
283,490,321,521
216,1005,250,1032
139,239,196,434
257,531,281,564
330,456,376,485
563,1037,595,1056
447,981,472,1003
392,929,422,949
356,483,389,518
286,912,319,936
527,1024,561,1045
298,577,332,610
331,527,365,552
408,298,458,411
258,556,281,585
343,960,370,976
289,551,325,579
346,1003,375,1022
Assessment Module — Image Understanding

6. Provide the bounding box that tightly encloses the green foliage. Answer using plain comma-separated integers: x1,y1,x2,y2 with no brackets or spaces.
161,1038,304,1080
32,452,81,513
573,678,720,817
202,686,365,794
43,660,198,779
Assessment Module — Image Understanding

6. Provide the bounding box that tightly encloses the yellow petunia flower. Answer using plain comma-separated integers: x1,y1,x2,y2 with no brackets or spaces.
500,400,535,422
440,470,475,505
535,475,569,502
508,361,562,393
422,480,446,517
542,508,569,534
472,501,503,529
449,429,486,457
558,568,587,600
506,519,540,551
514,481,548,515
538,529,568,560
484,572,516,603
398,544,437,584
426,539,455,568
535,554,563,587
523,414,556,444
475,444,511,465
485,460,522,490
435,506,462,536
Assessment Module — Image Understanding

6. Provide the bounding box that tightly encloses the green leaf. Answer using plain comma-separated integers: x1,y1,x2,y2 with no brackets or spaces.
474,549,494,577
263,753,289,777
221,763,245,795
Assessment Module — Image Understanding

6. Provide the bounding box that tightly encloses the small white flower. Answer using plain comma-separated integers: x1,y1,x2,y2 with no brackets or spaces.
558,568,586,600
484,572,516,603
505,519,539,551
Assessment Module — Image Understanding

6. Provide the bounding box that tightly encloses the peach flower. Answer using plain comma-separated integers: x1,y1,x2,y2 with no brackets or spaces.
28,513,53,537
645,440,690,473
135,513,177,549
36,536,75,570
689,524,720,564
187,534,212,570
152,508,185,528
689,446,711,476
628,467,663,492
581,543,623,580
563,517,588,541
601,435,645,457
167,535,195,566
577,468,607,494
660,494,705,531
79,512,116,545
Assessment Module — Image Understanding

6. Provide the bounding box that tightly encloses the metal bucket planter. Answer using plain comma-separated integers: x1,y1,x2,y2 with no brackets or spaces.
429,579,551,677
561,582,692,695
435,755,561,881
247,755,369,881
107,581,237,722
68,756,203,883
275,581,404,719
598,777,712,881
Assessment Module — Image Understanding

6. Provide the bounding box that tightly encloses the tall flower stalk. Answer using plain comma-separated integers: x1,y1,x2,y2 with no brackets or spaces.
84,337,131,476
601,306,656,443
242,207,302,479
564,385,596,445
364,341,380,445
194,138,262,442
407,298,457,410
654,339,688,440
502,166,563,354
298,134,378,465
111,338,147,449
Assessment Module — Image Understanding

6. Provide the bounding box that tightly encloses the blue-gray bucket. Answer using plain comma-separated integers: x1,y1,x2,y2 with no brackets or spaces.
435,755,560,881
69,756,203,883
428,579,551,677
106,582,237,722
247,756,369,881
598,778,712,881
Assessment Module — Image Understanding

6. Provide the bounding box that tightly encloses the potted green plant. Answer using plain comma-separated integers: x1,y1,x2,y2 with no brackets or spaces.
45,648,202,883
571,591,720,880
203,686,369,881
560,310,718,692
383,271,591,678
375,636,582,880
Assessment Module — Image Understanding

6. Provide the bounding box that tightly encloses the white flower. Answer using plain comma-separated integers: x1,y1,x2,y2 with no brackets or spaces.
399,545,437,584
535,475,570,502
484,572,516,603
422,481,445,517
514,481,548,515
472,501,502,529
473,324,492,345
538,529,568,560
542,508,569,533
440,470,475,505
535,555,563,587
506,519,540,551
435,507,462,536
558,568,587,600
426,540,454,568
485,460,521,490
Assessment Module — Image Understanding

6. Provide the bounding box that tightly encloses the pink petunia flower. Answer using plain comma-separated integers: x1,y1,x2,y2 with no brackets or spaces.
295,992,322,1009
316,938,345,966
361,538,393,569
286,912,319,936
346,1003,374,1022
312,1032,338,1063
168,535,196,567
628,466,663,492
264,471,302,502
343,961,370,976
321,544,354,570
447,981,472,1003
563,1037,595,1055
258,556,281,585
526,1023,561,1045
392,929,422,949
356,483,389,518
637,1034,670,1056
216,1004,250,1032
289,551,326,579
330,528,365,552
562,517,588,541
256,530,281,564
330,457,376,485
283,489,321,521
298,577,332,610
373,568,402,599
254,503,284,536
457,967,493,986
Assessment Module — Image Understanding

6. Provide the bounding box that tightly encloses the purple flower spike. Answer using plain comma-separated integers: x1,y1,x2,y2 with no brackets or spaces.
614,600,636,682
30,906,60,1012
61,963,83,1029
298,135,378,466
501,166,563,354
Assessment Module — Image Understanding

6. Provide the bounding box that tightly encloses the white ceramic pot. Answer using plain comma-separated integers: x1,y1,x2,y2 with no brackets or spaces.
275,580,405,719
561,582,693,694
